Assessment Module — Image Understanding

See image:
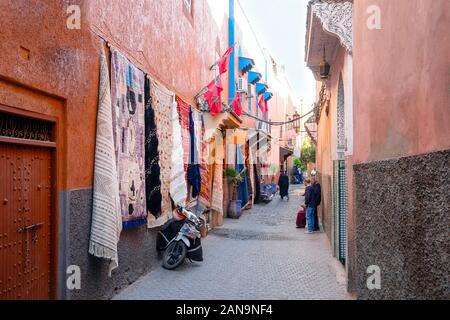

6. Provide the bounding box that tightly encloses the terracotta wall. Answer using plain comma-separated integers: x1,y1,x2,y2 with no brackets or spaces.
353,0,450,164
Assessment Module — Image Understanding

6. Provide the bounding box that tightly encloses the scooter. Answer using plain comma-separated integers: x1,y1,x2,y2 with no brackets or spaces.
260,184,274,203
156,206,206,270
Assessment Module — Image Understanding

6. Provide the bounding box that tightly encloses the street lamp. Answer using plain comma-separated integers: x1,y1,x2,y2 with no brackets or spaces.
319,45,330,80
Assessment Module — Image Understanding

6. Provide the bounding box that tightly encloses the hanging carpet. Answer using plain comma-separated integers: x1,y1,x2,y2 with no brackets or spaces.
110,48,147,230
89,50,122,276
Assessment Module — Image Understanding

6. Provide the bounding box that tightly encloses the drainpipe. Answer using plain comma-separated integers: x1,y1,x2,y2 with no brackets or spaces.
228,0,236,104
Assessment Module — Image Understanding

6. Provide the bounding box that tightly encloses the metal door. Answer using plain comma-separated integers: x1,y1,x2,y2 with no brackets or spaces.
0,144,53,300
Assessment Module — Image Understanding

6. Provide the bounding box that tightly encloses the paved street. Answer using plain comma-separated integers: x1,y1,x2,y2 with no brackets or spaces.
114,185,351,300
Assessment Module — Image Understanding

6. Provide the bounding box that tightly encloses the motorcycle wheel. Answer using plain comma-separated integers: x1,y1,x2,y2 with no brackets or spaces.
162,241,187,270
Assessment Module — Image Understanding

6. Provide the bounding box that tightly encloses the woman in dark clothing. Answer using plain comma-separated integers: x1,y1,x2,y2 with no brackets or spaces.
278,171,290,200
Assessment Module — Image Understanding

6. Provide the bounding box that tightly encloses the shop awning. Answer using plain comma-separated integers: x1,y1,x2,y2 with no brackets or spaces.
263,92,273,101
239,56,255,74
248,71,262,85
256,82,268,95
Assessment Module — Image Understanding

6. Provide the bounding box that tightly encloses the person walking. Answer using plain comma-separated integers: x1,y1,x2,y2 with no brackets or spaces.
278,170,290,201
311,174,321,231
304,178,316,234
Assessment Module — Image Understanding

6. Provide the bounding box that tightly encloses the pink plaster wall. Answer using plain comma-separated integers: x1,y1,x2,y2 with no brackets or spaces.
353,0,450,164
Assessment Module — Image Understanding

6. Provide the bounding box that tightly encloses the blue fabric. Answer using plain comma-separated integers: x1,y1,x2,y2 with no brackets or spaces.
187,106,201,198
236,145,249,208
306,207,315,232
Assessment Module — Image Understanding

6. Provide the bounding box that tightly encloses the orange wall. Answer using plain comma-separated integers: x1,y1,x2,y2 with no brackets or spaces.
0,0,231,191
353,0,450,164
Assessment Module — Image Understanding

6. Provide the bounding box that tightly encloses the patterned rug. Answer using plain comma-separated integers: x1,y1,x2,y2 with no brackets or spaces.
110,48,147,229
170,96,187,206
144,78,163,221
175,96,190,175
210,134,224,216
89,50,122,276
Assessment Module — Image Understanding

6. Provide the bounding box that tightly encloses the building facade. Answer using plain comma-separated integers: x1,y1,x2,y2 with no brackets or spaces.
0,0,287,300
305,0,449,299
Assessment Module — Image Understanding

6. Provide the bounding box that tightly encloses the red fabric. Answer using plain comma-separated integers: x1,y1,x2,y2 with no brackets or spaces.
230,93,242,116
204,78,223,116
175,96,190,175
217,46,234,75
296,208,306,228
258,95,268,113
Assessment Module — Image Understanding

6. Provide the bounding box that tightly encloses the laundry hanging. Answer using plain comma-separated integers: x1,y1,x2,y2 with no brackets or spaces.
148,80,175,228
89,50,122,276
144,78,163,221
110,48,147,230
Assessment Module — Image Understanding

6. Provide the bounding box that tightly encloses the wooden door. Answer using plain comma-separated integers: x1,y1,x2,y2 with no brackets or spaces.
0,144,53,300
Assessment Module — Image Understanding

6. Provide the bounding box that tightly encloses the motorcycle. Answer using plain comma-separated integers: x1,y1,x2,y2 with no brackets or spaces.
156,206,206,270
260,183,274,203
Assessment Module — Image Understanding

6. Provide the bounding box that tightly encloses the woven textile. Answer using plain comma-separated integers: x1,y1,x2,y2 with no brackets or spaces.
148,80,174,228
170,96,188,206
248,149,256,205
210,135,224,215
187,106,201,198
175,96,190,174
144,78,163,220
89,51,122,276
198,111,211,210
110,48,147,229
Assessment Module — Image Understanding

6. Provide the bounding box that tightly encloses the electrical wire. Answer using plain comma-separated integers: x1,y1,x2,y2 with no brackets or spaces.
240,108,315,126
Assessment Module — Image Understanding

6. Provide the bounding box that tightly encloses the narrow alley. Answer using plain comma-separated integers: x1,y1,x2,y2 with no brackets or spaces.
114,185,350,300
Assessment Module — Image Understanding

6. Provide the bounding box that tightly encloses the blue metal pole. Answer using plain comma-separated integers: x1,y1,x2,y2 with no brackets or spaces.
228,0,236,104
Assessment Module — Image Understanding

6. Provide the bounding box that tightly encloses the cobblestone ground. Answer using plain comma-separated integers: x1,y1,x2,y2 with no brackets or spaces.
114,185,351,300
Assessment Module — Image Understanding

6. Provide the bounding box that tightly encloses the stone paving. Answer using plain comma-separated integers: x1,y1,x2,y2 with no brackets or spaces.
113,185,351,300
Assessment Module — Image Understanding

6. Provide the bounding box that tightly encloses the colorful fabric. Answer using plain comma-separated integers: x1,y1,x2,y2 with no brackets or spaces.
187,107,201,198
89,51,122,276
230,93,242,116
258,95,268,113
110,48,147,229
248,149,256,206
211,135,224,215
170,96,188,206
148,80,174,228
198,112,211,210
176,96,191,174
217,46,234,75
144,78,163,220
236,145,249,208
204,77,223,116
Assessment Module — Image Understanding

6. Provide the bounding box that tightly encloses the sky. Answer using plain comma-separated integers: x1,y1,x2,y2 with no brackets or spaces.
236,0,316,110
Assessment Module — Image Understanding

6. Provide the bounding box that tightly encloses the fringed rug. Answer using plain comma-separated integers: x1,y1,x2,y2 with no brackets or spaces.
89,50,122,276
110,48,147,230
148,80,175,228
144,77,163,221
170,96,187,206
175,96,191,175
